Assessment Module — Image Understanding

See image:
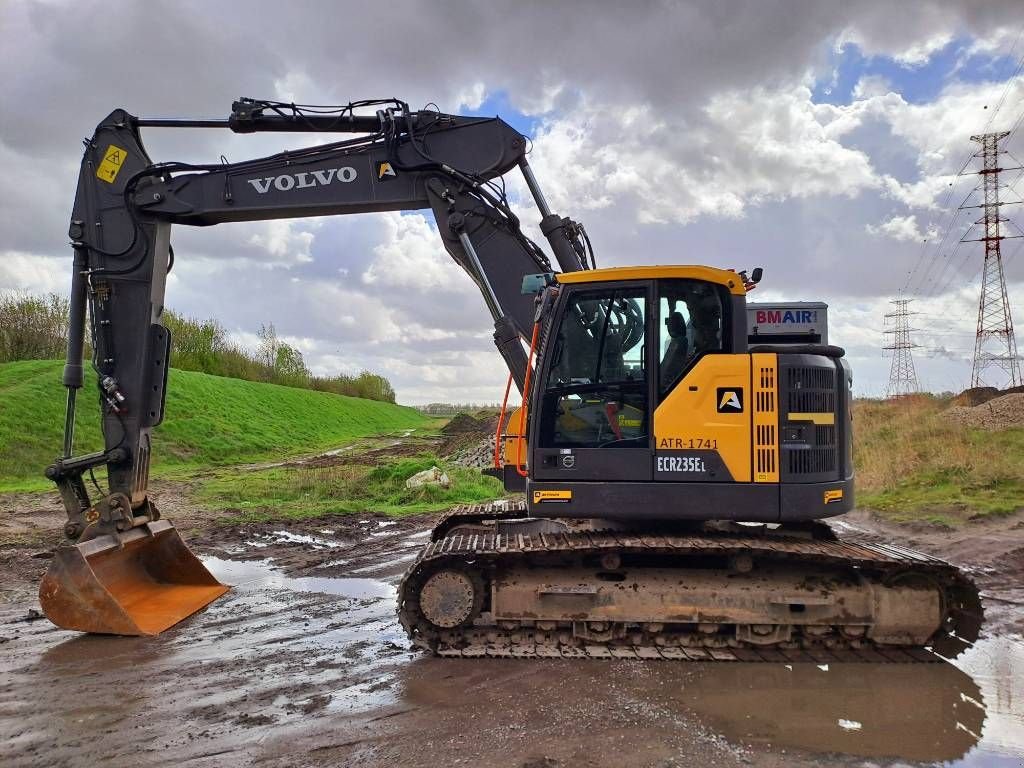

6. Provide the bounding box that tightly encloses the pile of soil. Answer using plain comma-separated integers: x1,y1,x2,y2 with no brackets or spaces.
947,393,1024,430
952,385,1024,407
951,386,1001,407
440,412,495,434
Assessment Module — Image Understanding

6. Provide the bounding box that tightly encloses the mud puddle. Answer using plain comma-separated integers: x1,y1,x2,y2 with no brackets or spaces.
0,554,415,768
675,635,1024,765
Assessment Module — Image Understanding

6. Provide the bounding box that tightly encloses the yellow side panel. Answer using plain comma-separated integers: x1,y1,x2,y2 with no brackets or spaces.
751,353,780,483
502,406,528,466
654,355,752,482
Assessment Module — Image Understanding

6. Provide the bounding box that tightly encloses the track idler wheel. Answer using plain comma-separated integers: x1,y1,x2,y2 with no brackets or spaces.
417,568,483,629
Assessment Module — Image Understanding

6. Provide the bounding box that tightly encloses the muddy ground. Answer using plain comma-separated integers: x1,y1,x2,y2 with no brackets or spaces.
1,444,1023,768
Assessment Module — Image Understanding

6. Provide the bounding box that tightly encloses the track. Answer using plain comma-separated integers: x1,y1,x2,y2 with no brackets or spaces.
398,502,982,662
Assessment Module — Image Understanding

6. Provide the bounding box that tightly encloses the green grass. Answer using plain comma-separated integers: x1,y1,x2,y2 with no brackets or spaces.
855,396,1024,524
0,359,427,492
195,453,503,520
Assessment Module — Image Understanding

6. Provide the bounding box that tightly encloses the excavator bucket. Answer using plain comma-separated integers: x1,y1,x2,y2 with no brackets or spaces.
39,520,228,636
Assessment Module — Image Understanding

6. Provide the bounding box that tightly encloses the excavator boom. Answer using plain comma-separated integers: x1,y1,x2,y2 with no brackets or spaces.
44,97,591,635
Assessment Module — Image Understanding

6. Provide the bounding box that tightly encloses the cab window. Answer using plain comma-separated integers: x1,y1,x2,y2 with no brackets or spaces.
539,287,648,448
659,279,724,393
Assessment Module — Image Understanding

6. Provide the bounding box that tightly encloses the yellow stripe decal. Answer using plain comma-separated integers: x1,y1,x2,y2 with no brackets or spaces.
788,412,836,425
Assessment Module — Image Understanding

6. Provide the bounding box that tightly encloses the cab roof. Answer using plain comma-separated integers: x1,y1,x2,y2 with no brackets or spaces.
555,265,747,295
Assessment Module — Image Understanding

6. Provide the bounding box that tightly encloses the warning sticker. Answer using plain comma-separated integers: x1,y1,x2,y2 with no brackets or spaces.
96,144,128,184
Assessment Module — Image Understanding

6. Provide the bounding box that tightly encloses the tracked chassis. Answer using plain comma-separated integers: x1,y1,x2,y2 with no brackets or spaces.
398,502,982,661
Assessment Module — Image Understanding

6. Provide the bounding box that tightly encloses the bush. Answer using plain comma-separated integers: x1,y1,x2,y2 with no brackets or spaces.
163,313,396,403
0,293,72,362
0,293,396,404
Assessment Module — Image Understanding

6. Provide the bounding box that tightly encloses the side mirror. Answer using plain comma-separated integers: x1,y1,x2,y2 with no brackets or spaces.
522,272,555,294
751,267,763,284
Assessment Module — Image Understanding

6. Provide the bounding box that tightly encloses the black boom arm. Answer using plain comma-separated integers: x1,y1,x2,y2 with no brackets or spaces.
52,98,593,537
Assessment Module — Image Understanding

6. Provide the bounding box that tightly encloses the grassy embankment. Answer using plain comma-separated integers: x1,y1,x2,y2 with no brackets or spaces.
0,359,502,517
0,359,429,493
854,396,1024,525
5,360,1019,525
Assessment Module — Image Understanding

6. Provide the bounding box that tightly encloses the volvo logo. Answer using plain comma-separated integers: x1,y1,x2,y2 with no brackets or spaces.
246,166,358,194
716,388,744,413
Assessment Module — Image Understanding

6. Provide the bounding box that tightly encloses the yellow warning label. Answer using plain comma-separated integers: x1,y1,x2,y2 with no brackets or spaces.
823,489,844,504
96,144,128,184
533,489,572,504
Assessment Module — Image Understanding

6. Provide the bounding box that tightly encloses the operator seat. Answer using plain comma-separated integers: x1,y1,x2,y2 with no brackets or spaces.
660,311,688,389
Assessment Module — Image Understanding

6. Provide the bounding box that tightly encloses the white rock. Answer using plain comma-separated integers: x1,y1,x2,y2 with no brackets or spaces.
405,466,451,489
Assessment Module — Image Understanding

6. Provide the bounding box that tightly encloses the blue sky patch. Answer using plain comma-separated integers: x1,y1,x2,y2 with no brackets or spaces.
812,37,1021,107
461,89,539,137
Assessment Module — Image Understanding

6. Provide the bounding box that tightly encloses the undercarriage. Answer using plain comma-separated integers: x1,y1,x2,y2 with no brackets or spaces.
397,502,982,661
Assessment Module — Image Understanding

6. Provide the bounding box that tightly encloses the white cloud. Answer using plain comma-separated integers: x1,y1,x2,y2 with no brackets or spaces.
360,213,472,293
0,252,68,294
891,33,955,67
455,83,487,111
245,220,317,264
866,214,933,242
852,74,892,100
525,83,882,229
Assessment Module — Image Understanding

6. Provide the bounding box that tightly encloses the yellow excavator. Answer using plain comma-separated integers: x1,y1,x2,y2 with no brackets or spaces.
41,98,981,660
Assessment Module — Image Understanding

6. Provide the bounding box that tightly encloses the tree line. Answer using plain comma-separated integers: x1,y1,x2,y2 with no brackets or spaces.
0,293,396,403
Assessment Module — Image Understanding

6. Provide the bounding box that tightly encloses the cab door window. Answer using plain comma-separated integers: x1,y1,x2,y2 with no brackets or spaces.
658,279,724,393
539,287,648,448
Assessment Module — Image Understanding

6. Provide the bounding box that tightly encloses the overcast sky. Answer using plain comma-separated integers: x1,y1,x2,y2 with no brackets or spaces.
2,0,1023,402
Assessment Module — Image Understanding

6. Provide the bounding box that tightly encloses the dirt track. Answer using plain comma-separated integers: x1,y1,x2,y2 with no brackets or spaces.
2,476,1024,767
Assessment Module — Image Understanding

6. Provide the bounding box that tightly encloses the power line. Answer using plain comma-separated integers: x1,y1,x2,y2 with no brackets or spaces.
905,46,1024,299
903,161,978,296
981,28,1024,133
907,184,979,296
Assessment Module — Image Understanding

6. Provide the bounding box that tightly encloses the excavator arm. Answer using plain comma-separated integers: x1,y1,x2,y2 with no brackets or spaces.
41,98,590,634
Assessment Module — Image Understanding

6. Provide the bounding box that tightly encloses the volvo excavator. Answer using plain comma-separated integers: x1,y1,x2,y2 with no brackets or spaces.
40,98,981,660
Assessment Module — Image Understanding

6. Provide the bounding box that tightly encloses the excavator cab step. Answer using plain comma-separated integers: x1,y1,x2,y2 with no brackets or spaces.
39,520,228,636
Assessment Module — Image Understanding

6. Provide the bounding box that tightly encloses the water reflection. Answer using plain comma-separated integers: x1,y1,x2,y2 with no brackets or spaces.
682,635,1024,765
683,659,982,761
954,636,1024,762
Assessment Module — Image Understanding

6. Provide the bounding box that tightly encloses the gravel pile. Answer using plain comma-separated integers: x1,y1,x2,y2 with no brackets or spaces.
440,412,501,467
947,393,1024,430
448,436,499,469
